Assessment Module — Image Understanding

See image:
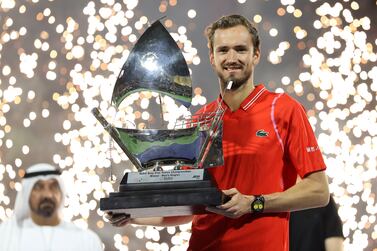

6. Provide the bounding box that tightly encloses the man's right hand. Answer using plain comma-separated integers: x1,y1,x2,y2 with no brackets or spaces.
104,213,193,227
105,212,132,227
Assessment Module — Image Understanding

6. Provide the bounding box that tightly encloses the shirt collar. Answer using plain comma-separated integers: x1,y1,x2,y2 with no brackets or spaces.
217,84,267,111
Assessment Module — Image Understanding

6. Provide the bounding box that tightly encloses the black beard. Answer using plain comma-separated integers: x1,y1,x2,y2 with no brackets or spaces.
32,198,57,218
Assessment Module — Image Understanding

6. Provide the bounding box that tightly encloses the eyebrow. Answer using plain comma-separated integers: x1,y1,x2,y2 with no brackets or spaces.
215,44,249,51
34,179,59,187
234,45,248,49
215,45,228,51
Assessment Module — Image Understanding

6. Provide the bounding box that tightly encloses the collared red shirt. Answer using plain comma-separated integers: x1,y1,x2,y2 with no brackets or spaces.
189,84,326,251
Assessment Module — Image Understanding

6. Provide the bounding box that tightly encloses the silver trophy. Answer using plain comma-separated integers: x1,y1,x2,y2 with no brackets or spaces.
92,20,226,218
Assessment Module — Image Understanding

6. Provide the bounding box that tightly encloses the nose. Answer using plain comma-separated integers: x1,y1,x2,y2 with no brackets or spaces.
226,49,238,62
41,187,54,198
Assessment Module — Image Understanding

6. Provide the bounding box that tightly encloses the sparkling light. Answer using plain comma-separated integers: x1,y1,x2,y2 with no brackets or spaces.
0,1,376,251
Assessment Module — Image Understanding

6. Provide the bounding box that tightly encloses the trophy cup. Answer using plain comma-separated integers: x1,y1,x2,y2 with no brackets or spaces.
92,20,226,218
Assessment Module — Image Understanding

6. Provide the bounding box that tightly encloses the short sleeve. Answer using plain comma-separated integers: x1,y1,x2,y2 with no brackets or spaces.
284,97,326,177
323,196,344,238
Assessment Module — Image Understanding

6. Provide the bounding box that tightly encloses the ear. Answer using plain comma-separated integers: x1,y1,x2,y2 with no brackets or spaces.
209,52,215,67
253,50,261,65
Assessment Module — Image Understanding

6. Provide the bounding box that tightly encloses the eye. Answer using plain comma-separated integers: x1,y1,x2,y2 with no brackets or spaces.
217,47,228,53
236,47,248,53
33,182,43,190
50,181,60,191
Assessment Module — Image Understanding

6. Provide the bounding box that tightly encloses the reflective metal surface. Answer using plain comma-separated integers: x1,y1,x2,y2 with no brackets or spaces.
112,20,192,108
115,115,224,170
94,20,225,216
94,20,224,172
116,126,202,168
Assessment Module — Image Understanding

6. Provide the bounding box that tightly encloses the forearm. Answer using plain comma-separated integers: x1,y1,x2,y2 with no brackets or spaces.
264,171,329,213
325,237,344,251
130,215,193,227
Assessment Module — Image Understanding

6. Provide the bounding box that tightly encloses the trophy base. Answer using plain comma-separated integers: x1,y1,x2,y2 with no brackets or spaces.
100,173,223,218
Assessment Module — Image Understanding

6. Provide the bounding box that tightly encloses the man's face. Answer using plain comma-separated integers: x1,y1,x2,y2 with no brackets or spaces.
210,25,260,90
29,178,62,218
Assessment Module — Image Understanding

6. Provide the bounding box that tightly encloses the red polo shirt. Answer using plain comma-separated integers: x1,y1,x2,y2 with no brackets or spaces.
188,84,326,251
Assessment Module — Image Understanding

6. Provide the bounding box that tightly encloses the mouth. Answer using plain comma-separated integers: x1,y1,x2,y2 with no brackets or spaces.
37,199,57,217
40,201,55,208
223,65,243,73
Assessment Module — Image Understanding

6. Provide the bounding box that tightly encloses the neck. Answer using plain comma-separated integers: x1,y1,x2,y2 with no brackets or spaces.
220,80,255,112
30,212,60,226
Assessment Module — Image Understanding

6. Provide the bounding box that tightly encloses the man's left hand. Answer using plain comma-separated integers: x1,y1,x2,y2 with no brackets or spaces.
206,188,254,218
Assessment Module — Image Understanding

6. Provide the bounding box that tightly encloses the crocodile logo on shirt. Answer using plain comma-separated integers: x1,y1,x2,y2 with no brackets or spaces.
256,129,269,137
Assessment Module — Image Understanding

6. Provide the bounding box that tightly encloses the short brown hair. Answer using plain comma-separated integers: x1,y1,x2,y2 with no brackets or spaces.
205,14,260,54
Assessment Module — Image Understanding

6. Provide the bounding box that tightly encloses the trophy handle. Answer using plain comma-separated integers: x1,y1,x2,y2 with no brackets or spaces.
196,108,225,168
91,107,143,171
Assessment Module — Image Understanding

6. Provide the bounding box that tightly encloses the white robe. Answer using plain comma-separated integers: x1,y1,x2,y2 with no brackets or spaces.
0,218,103,251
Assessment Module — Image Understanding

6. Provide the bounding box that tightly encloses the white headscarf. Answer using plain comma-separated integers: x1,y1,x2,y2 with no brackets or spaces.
14,163,66,225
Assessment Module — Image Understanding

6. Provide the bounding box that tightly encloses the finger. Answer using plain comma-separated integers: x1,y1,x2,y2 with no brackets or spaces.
206,206,224,214
219,201,233,210
222,188,238,196
113,218,131,227
223,206,241,218
111,215,131,225
107,213,130,224
106,213,126,221
206,206,233,216
110,217,127,225
219,194,239,209
104,211,113,219
110,214,128,222
225,205,239,214
206,206,234,218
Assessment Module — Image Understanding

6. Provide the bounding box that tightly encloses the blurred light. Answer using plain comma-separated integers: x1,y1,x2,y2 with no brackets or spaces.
188,9,196,19
0,1,376,251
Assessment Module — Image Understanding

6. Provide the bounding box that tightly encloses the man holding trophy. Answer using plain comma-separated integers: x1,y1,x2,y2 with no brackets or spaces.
104,14,329,251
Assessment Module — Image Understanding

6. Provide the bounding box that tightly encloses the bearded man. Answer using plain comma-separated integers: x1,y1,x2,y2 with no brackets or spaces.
0,163,103,251
106,14,329,251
